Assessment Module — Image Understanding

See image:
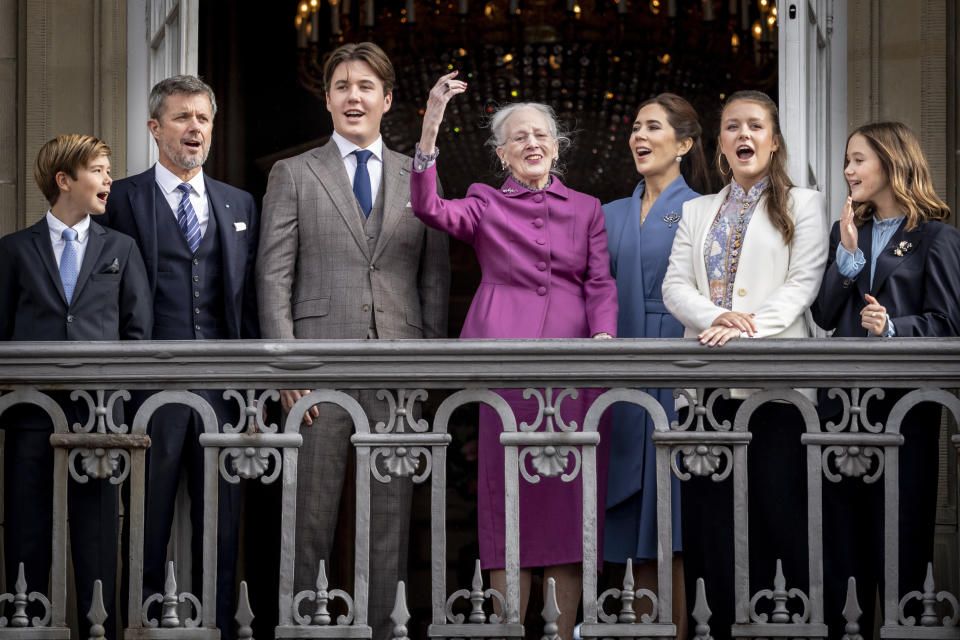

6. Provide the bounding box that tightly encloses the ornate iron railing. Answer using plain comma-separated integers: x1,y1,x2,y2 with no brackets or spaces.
0,339,957,640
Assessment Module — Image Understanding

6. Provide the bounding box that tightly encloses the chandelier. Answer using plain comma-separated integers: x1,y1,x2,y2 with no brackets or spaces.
291,0,779,201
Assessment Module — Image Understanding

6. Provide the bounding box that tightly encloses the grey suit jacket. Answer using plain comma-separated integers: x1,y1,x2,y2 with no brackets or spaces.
257,139,449,340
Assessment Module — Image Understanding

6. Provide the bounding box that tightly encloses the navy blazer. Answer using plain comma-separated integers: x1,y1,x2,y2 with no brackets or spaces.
0,217,152,432
97,166,260,339
812,218,960,337
0,217,151,342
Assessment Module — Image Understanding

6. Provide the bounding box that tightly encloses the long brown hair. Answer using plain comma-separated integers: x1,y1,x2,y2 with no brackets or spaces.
717,90,795,244
636,93,711,194
848,121,951,230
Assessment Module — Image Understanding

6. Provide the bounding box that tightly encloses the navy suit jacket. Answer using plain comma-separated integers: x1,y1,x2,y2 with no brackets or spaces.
813,218,960,337
97,166,260,339
0,217,152,429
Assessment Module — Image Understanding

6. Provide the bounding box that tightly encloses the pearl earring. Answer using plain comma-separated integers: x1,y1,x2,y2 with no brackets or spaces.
676,155,683,163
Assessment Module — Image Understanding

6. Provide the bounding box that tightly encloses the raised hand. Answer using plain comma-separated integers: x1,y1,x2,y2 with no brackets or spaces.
840,196,858,254
419,71,468,155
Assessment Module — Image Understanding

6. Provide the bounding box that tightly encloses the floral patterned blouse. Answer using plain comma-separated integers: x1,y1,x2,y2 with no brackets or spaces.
704,178,770,309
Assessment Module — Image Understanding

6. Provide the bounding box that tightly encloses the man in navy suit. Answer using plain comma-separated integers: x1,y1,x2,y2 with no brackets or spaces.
0,134,151,639
99,75,259,639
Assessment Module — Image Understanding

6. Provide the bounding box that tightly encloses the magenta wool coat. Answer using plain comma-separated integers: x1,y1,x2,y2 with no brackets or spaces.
410,164,618,339
411,164,618,568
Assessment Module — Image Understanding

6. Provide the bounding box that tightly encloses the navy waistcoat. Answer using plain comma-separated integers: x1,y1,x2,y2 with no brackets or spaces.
152,184,228,339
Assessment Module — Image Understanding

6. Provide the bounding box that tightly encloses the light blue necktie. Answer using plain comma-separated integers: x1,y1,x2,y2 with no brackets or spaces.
353,149,373,217
176,183,202,253
60,227,80,304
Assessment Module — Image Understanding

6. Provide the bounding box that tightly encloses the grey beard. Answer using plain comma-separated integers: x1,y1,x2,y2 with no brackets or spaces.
161,140,208,170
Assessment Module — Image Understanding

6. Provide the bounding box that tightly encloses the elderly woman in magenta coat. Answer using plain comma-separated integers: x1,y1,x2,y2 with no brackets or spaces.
602,93,710,638
410,71,618,639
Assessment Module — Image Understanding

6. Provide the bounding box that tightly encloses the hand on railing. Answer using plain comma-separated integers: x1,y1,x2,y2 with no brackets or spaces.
281,389,319,425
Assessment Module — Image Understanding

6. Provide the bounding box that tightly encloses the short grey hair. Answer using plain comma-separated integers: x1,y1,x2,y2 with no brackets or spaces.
148,75,218,120
485,102,571,175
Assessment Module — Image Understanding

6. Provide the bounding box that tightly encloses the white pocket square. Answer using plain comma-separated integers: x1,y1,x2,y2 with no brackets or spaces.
234,221,247,231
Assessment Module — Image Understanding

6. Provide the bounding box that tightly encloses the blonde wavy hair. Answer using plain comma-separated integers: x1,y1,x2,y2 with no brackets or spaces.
848,121,951,230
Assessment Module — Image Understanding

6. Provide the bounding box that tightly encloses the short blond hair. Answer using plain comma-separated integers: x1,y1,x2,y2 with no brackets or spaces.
34,134,111,206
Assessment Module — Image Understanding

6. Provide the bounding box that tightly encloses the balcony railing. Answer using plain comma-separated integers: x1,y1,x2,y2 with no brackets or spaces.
0,339,958,639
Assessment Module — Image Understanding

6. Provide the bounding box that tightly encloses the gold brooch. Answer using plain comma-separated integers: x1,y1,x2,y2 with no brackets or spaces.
892,240,913,257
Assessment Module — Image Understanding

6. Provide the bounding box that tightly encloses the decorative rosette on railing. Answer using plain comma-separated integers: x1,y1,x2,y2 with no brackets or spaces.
68,389,132,484
220,389,283,483
518,387,581,483
142,561,202,628
749,559,810,625
821,388,885,483
670,388,734,481
445,559,506,624
292,560,355,626
897,563,960,628
0,563,52,628
597,559,658,624
370,389,432,483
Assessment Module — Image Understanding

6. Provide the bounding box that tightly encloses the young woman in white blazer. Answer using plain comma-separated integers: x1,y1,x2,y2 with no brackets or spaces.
662,90,828,640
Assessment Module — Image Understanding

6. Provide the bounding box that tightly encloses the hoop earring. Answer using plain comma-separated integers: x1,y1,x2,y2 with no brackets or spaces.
717,152,731,178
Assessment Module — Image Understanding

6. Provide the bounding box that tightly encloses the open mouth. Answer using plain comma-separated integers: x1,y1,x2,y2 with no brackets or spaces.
96,191,109,203
635,147,652,159
736,145,754,160
183,139,203,151
525,154,544,162
848,179,862,189
345,110,365,121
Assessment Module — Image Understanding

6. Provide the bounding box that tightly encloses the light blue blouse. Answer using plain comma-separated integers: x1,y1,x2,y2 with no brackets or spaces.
835,215,904,336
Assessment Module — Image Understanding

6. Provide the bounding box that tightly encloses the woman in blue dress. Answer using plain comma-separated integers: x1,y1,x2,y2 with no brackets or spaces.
602,93,709,631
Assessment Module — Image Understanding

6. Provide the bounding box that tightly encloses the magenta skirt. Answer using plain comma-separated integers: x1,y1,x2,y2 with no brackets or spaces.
477,387,611,569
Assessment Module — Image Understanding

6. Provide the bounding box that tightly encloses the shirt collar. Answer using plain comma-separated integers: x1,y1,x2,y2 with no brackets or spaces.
729,176,770,204
46,210,91,241
154,161,206,198
873,214,905,228
331,131,383,163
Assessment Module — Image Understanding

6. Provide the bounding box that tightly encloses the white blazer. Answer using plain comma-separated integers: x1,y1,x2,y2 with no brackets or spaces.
663,184,828,340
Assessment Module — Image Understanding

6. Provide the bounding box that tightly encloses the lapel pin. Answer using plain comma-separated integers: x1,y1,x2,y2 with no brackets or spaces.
663,211,680,228
502,187,517,193
225,203,230,208
234,221,247,232
399,169,405,176
892,240,912,257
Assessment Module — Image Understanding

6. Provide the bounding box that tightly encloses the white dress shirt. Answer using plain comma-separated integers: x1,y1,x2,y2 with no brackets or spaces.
331,131,384,207
154,162,210,236
46,211,90,268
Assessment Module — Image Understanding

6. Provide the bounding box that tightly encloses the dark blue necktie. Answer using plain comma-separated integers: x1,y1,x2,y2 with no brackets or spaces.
176,183,202,253
60,227,80,304
353,149,373,217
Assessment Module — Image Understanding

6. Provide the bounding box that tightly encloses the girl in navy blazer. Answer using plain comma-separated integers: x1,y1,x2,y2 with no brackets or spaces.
812,121,960,640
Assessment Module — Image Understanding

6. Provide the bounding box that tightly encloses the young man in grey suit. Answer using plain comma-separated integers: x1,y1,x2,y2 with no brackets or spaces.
100,75,259,640
257,41,449,640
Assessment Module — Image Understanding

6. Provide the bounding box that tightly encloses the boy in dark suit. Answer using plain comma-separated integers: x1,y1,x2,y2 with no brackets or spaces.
0,134,151,639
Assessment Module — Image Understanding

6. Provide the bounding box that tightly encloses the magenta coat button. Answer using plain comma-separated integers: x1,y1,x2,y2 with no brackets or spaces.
536,261,547,271
536,286,547,295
